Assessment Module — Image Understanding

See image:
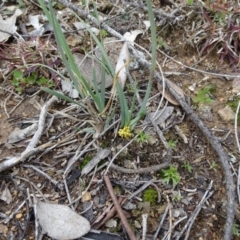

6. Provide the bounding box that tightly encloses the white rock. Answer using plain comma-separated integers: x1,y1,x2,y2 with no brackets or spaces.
218,106,235,122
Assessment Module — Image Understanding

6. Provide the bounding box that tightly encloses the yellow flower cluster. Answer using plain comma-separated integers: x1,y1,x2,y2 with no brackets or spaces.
118,126,132,138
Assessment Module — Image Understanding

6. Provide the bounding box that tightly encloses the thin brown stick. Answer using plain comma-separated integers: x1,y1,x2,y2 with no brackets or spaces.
104,176,137,240
93,196,127,229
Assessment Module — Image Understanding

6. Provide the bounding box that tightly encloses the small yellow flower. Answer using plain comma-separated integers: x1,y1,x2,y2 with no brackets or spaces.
118,126,132,138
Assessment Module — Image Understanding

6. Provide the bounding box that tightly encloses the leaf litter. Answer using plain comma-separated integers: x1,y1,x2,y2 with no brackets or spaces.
0,0,239,240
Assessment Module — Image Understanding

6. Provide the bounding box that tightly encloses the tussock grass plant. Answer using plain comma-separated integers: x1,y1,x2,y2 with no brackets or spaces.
38,0,156,137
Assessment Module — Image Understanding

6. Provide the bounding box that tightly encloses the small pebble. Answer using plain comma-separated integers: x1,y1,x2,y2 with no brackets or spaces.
49,128,56,133
11,226,17,231
134,220,141,229
15,213,23,220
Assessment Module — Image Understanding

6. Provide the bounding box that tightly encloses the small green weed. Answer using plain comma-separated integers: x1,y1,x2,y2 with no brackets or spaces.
187,0,194,5
161,166,181,187
135,131,149,144
183,162,192,173
167,140,177,149
172,191,182,201
209,161,218,171
143,188,158,204
192,85,216,105
100,29,108,38
80,155,91,170
233,224,240,237
156,36,167,49
11,70,55,94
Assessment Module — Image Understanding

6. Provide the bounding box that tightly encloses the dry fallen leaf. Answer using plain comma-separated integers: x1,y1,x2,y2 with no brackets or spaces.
81,148,111,176
157,77,185,105
0,186,12,204
144,107,174,124
0,9,22,42
73,53,113,89
81,191,92,202
7,124,38,144
36,201,90,240
115,42,129,88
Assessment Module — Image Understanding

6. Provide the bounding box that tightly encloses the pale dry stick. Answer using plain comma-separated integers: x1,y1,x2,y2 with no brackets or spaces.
80,201,93,214
184,192,214,240
125,189,142,201
123,0,181,21
64,132,91,174
32,193,40,240
48,121,86,144
52,109,83,122
0,140,54,173
175,180,213,240
88,161,108,177
8,98,25,115
3,201,25,224
142,214,148,240
26,95,58,151
150,182,162,203
3,91,12,118
0,96,59,172
167,196,173,240
127,180,153,200
0,86,24,99
15,176,48,201
104,176,137,240
234,101,240,153
153,203,170,240
23,164,62,190
26,188,33,207
162,216,188,240
63,175,73,209
157,48,240,79
229,161,238,179
149,117,172,161
110,161,170,174
35,131,82,161
28,89,41,98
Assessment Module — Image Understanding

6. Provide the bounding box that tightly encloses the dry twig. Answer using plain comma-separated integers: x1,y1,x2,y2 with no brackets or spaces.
104,176,137,240
175,180,214,240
